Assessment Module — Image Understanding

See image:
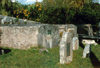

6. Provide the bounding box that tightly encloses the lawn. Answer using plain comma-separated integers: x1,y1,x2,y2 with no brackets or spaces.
0,44,100,68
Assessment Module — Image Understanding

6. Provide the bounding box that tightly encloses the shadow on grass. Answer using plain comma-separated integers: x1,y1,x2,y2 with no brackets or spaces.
0,29,11,55
0,48,11,55
90,51,100,68
79,39,100,68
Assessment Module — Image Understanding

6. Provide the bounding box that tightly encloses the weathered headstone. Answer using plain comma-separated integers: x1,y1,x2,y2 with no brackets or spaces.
1,49,4,55
60,30,73,64
82,40,97,58
60,31,68,64
72,37,79,50
82,44,90,58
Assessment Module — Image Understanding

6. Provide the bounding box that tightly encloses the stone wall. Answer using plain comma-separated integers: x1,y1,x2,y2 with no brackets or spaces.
0,25,40,49
0,24,77,49
0,15,78,49
0,15,40,25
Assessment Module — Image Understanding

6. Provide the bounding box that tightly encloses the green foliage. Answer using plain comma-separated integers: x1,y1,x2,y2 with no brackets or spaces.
0,0,24,16
0,0,99,25
40,7,66,24
40,0,98,24
11,2,42,21
42,0,91,9
0,0,11,15
72,3,100,25
0,45,100,68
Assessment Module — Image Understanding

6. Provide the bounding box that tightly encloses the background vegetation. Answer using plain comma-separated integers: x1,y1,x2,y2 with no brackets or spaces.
0,0,100,24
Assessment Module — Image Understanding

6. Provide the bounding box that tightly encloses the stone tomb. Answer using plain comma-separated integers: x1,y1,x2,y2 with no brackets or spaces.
0,15,79,50
60,30,73,64
38,25,60,48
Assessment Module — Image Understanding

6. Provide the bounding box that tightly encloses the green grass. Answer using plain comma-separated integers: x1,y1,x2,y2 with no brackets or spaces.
0,45,100,68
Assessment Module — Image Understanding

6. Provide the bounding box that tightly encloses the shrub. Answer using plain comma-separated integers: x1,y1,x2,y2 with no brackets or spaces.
40,7,66,24
72,3,100,25
1,1,100,25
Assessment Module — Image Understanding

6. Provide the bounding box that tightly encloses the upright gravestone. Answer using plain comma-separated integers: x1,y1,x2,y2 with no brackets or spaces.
38,25,60,48
60,29,73,64
72,37,79,50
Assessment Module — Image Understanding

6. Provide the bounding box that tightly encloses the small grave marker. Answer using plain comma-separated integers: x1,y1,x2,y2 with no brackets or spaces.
72,37,79,50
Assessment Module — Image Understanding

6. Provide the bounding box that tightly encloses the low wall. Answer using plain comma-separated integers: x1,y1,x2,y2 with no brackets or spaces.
0,15,78,49
0,25,40,49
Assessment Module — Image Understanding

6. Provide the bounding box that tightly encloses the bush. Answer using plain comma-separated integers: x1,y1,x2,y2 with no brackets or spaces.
40,7,66,24
12,3,42,21
1,1,100,25
40,3,100,24
72,3,100,25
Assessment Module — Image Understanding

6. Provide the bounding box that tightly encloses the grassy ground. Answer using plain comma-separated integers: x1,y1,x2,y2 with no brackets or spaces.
0,45,100,68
